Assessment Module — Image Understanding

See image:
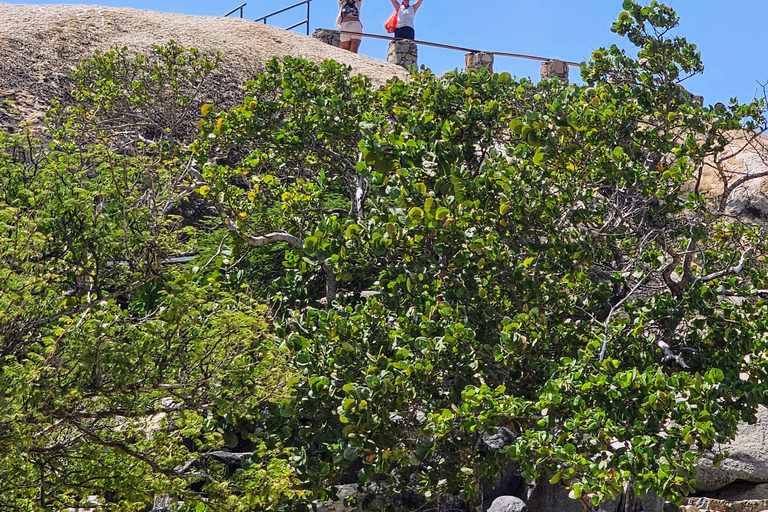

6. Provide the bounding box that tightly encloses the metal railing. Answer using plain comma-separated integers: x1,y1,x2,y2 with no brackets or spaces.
223,2,247,18
339,30,581,67
254,0,315,35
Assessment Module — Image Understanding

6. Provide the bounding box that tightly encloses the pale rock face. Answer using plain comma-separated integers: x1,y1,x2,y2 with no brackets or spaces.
487,495,526,512
693,132,768,222
0,3,407,129
695,406,768,492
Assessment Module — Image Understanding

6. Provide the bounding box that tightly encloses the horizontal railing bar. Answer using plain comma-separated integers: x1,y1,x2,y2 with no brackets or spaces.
285,19,309,31
254,0,311,22
338,30,581,67
223,3,247,17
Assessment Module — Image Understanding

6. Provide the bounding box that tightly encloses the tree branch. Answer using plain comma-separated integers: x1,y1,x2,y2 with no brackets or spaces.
701,247,752,283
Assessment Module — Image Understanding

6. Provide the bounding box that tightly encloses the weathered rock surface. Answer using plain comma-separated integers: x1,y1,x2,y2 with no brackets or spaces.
0,2,407,130
703,482,768,503
487,496,526,512
695,406,768,492
681,496,768,512
694,131,768,222
526,481,584,512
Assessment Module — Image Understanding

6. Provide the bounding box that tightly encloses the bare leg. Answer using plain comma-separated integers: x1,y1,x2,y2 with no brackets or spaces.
340,40,351,51
349,38,362,54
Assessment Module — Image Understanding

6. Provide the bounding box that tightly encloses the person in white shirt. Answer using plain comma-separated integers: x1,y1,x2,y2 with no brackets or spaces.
336,0,363,53
389,0,424,40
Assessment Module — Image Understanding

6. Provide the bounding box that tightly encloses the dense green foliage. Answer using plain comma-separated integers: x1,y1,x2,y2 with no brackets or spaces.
2,1,768,511
0,44,299,511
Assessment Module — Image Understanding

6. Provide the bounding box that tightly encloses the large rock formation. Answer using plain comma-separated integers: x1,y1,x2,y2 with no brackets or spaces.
0,2,407,129
695,407,768,492
695,131,768,222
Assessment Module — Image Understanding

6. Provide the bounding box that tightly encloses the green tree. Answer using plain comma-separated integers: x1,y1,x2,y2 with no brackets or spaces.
0,44,300,511
195,2,768,510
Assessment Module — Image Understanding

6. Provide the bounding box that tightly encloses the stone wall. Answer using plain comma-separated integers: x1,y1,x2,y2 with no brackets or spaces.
387,39,418,68
465,51,494,72
312,28,341,48
540,59,570,84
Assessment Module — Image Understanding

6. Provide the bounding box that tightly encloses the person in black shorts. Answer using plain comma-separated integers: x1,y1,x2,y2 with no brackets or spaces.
389,0,423,40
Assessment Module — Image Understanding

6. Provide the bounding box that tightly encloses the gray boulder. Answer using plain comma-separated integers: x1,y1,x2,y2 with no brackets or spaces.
527,479,664,512
704,482,768,502
487,496,526,512
695,406,768,492
599,492,664,512
483,462,528,507
526,481,584,512
479,427,516,453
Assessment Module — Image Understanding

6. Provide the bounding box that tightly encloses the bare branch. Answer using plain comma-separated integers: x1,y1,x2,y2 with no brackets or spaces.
701,247,752,283
224,221,303,250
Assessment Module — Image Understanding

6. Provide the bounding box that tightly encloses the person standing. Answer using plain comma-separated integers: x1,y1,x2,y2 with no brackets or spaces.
389,0,423,40
336,0,363,53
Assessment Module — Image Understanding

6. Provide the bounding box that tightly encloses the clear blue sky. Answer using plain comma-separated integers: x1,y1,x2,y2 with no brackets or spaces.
13,0,768,105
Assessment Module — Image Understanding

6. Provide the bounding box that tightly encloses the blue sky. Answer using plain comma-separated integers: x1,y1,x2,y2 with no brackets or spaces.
14,0,768,105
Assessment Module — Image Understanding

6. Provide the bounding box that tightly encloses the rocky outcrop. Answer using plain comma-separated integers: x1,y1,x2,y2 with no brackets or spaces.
0,3,407,130
681,497,768,512
694,131,768,222
695,407,768,492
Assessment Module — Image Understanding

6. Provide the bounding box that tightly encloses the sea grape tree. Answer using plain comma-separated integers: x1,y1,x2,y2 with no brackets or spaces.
195,1,768,510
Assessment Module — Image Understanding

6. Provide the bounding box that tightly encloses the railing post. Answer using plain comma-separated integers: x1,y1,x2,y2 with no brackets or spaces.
306,0,311,35
387,39,418,69
465,52,494,72
540,59,569,84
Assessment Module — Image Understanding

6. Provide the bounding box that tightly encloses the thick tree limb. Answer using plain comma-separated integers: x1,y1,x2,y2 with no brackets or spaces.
223,221,337,304
224,221,303,250
701,247,752,283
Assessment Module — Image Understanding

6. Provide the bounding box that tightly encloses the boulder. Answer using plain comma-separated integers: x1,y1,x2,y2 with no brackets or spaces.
695,406,768,492
483,462,529,507
316,484,359,512
526,480,665,512
526,481,584,512
479,427,516,453
599,492,664,512
0,3,408,130
702,482,768,502
487,496,526,512
693,132,768,223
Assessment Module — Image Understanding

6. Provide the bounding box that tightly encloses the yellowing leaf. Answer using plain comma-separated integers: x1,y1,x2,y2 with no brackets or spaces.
424,197,436,215
201,103,213,116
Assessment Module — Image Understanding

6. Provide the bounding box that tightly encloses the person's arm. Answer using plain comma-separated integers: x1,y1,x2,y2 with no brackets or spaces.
390,0,400,10
413,0,423,11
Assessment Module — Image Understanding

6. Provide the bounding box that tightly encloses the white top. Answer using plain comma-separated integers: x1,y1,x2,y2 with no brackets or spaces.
396,5,416,29
335,0,362,28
